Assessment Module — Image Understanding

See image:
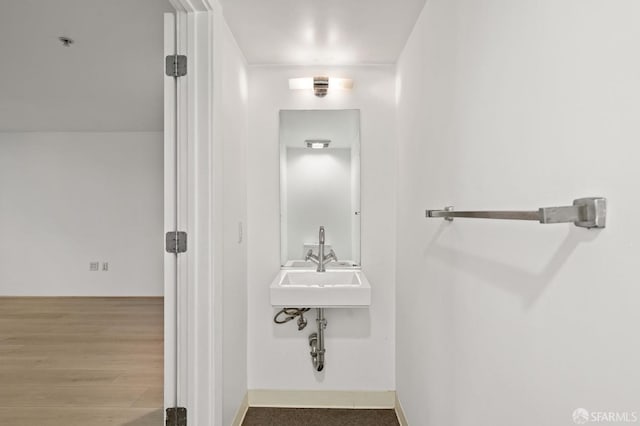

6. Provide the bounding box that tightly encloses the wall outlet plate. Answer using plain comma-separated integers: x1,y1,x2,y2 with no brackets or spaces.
89,262,99,271
102,262,109,271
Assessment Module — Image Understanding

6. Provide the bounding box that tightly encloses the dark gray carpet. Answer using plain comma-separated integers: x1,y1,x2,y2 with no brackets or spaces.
242,408,400,426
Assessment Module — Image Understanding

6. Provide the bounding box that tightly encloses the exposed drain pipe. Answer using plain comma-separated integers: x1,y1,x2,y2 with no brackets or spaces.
309,308,326,371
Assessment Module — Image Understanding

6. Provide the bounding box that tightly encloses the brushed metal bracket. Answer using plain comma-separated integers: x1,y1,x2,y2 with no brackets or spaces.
570,197,607,229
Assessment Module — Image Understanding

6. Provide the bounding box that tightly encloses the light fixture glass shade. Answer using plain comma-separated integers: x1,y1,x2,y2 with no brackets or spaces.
288,77,313,90
329,78,354,90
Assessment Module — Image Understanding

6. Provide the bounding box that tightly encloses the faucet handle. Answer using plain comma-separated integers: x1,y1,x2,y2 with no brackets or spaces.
322,249,338,266
305,249,320,264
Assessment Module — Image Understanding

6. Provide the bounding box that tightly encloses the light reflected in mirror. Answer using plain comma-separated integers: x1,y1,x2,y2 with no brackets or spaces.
279,110,361,268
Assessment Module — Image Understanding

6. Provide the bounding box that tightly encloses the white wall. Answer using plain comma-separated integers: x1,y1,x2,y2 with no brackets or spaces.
217,17,249,426
247,65,396,391
395,1,640,425
0,132,163,296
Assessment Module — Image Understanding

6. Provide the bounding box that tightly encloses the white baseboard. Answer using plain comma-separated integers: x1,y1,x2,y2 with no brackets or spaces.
395,393,409,426
248,390,396,409
232,393,249,426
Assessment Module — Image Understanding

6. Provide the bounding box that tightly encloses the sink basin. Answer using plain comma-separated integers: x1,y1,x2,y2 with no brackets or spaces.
270,269,371,308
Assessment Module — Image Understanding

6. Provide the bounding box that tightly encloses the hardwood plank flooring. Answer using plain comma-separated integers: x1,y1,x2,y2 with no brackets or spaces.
0,297,163,426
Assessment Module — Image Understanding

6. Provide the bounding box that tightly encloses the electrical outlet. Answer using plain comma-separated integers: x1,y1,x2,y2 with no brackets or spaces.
102,262,109,271
89,262,99,271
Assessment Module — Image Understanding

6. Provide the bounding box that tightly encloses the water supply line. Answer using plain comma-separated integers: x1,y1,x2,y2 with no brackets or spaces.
309,308,326,372
273,307,309,330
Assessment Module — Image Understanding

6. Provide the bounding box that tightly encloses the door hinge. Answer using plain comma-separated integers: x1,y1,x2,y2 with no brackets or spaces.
166,407,187,426
166,54,187,77
166,231,187,254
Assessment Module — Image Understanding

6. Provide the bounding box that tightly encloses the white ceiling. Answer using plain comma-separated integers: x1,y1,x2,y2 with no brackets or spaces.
0,0,425,132
218,0,427,65
0,0,172,132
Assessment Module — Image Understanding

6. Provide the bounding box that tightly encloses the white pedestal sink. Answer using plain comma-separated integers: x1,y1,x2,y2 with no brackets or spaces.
270,269,371,308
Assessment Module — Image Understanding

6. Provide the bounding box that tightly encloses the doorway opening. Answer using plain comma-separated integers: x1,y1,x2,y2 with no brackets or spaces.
0,1,174,424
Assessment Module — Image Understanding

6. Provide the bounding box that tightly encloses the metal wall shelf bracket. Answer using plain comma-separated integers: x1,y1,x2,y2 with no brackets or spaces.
426,197,606,229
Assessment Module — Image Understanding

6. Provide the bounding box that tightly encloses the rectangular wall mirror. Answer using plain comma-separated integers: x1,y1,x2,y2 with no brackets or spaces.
279,109,361,268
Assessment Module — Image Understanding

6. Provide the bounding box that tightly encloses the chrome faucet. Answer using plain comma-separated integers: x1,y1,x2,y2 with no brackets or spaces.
305,226,337,272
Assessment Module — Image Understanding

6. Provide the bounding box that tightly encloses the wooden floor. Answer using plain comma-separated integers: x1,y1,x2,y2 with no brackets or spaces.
0,297,163,426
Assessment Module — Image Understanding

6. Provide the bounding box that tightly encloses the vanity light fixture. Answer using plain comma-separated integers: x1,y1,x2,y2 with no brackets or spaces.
289,76,353,97
305,139,331,149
